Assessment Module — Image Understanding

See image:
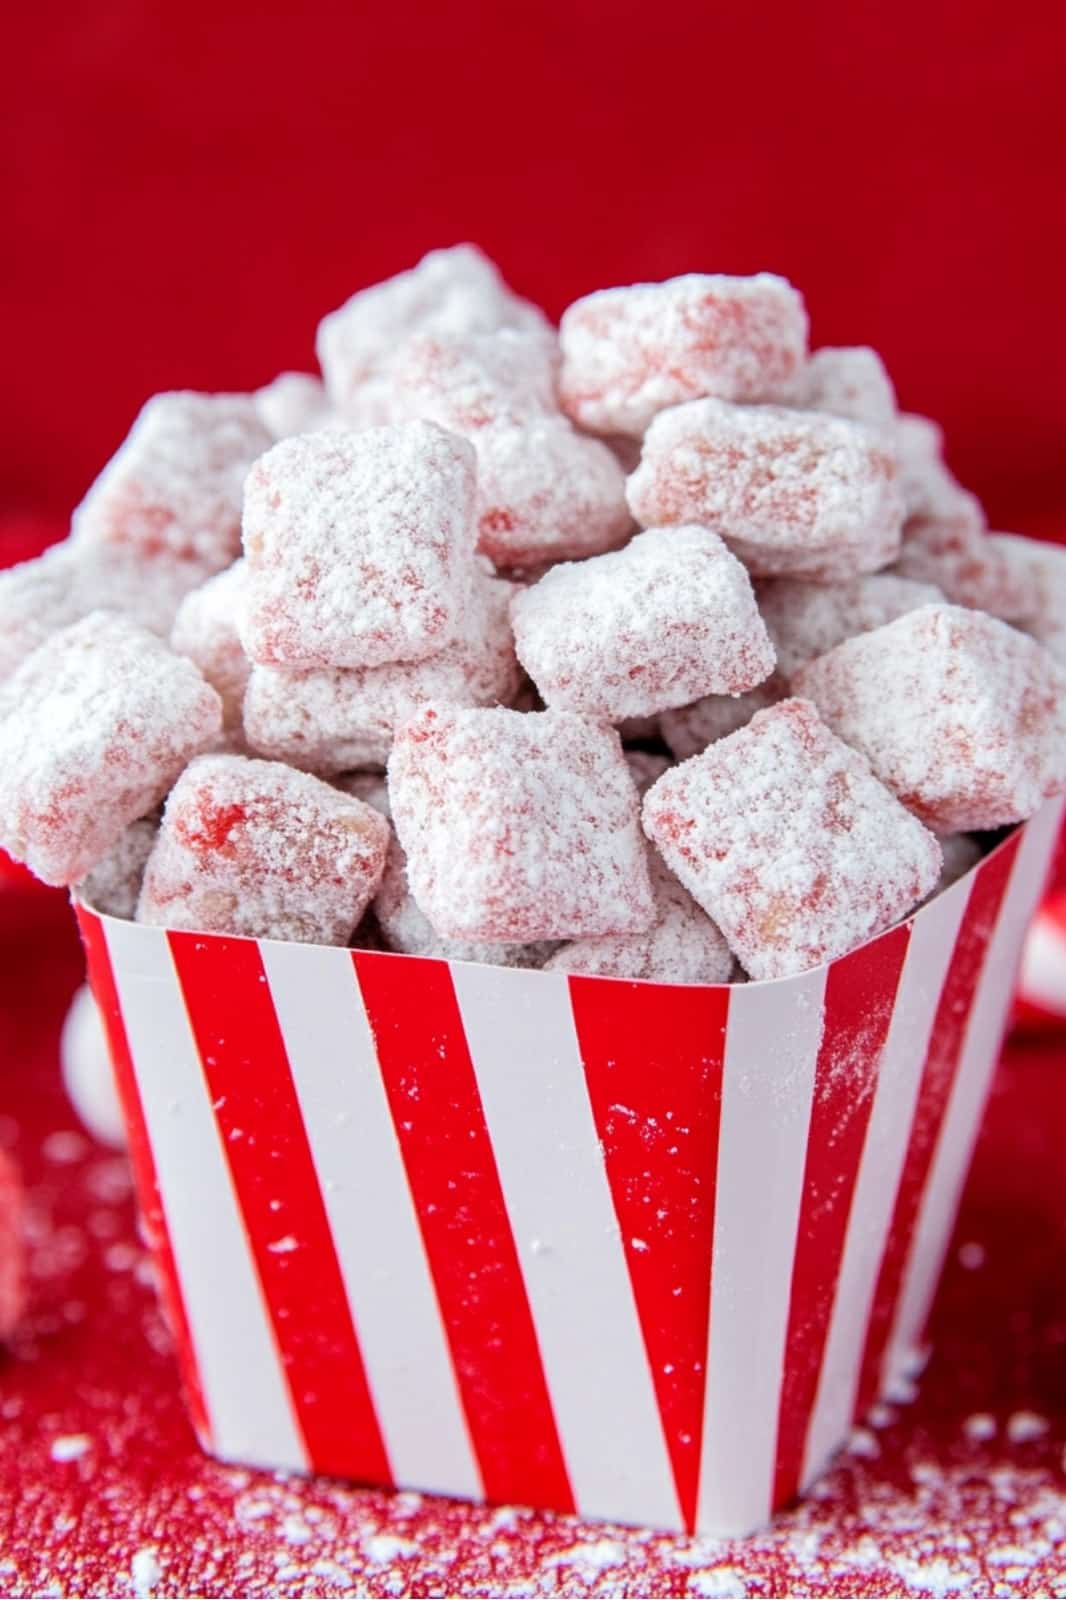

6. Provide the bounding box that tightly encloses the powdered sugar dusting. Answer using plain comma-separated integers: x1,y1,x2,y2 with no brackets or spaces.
627,399,904,581
511,526,775,720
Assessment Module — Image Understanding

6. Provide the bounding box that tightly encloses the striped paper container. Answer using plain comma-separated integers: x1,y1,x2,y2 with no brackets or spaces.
75,795,1065,1537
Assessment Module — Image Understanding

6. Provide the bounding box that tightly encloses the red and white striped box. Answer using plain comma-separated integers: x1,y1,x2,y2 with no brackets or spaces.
75,796,1065,1537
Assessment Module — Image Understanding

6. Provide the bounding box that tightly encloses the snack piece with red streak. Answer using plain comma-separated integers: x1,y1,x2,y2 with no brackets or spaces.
792,605,1066,832
385,328,560,432
78,817,159,919
170,562,251,738
243,574,522,772
545,852,735,984
239,422,478,669
796,346,898,428
627,399,904,580
756,573,943,678
0,1150,25,1341
660,677,788,761
473,416,632,569
388,703,655,942
559,273,808,437
894,513,1039,621
254,372,334,438
317,244,549,420
0,613,222,886
511,526,774,720
71,392,272,571
643,697,943,981
990,534,1066,662
0,540,215,682
137,753,389,945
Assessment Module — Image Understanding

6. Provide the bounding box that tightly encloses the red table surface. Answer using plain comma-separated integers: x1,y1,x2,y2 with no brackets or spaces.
1,888,1065,1598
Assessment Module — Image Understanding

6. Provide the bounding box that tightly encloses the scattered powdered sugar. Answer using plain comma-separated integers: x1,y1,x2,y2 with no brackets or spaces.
49,1434,92,1463
243,574,522,773
240,422,478,670
70,391,272,570
0,612,222,886
642,698,943,981
511,526,775,720
793,604,1066,832
130,1545,161,1596
627,398,905,581
137,753,389,945
559,272,808,436
388,703,654,943
796,346,898,428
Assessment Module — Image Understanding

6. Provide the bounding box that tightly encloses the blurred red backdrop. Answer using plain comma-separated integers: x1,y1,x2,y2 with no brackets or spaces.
2,0,1064,541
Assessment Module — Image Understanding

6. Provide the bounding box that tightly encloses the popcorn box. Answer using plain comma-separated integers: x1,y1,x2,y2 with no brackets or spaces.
75,796,1064,1537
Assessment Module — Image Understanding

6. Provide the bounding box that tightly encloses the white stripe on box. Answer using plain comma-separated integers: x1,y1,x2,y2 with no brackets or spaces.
103,918,305,1469
697,965,827,1536
887,797,1066,1379
799,880,970,1486
257,940,482,1501
449,961,683,1531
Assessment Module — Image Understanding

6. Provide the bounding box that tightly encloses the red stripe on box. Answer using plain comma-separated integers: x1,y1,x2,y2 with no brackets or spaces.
76,909,211,1446
354,950,575,1515
167,931,391,1485
568,976,729,1535
854,835,1022,1418
772,924,911,1508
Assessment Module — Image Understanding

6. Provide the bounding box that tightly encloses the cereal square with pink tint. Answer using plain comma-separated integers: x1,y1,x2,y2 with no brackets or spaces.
792,604,1066,832
137,754,389,945
510,525,774,720
894,512,1039,621
545,853,735,984
0,612,222,886
243,574,521,772
643,698,942,980
627,399,904,580
170,561,251,737
385,328,559,433
71,391,272,571
316,244,549,418
797,346,897,428
559,272,808,436
756,573,942,678
388,703,655,942
239,422,478,669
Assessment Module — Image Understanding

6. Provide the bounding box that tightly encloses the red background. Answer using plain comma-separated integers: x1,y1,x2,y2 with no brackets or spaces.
3,0,1065,538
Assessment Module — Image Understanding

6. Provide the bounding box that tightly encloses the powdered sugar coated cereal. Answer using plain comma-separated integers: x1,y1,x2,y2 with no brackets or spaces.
797,346,897,428
545,853,735,983
254,372,333,438
240,422,478,669
78,817,159,919
643,698,943,980
71,392,272,570
317,245,548,418
388,703,655,942
0,613,222,885
243,574,522,772
792,604,1066,832
559,273,808,436
0,541,215,681
895,514,1039,620
511,526,775,720
757,574,943,678
170,562,251,736
137,754,389,945
627,399,904,580
385,327,560,432
473,415,632,568
890,413,984,524
991,535,1066,662
660,677,788,760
